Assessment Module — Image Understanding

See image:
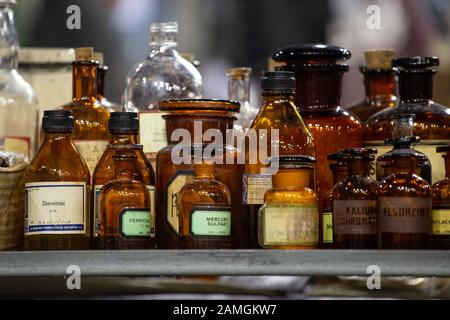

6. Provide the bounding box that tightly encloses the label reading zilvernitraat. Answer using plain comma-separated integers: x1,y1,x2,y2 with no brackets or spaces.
322,211,333,243
379,197,432,234
74,140,108,173
333,199,377,235
190,208,231,237
25,181,86,235
432,208,450,235
262,205,318,246
120,209,151,237
242,174,272,205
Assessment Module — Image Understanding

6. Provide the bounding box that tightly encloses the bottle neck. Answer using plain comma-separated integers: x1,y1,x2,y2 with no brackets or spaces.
114,158,136,179
149,31,178,54
398,72,433,102
97,67,106,97
272,169,310,189
331,164,348,184
72,62,98,102
0,5,18,70
295,71,343,108
363,71,396,99
227,73,250,104
109,132,139,145
194,162,215,179
261,91,296,108
43,131,73,144
347,159,371,177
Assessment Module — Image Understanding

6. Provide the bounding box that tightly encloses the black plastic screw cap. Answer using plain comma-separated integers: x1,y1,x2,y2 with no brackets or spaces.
108,112,139,132
42,110,74,131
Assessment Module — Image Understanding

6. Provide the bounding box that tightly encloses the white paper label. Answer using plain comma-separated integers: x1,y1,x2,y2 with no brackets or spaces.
139,111,168,154
74,140,108,173
25,181,86,235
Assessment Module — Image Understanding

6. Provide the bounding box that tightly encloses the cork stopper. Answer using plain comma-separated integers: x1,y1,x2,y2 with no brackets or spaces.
364,49,394,69
93,51,103,65
75,47,94,61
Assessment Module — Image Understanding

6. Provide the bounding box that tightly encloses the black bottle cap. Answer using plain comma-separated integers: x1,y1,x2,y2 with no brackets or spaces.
272,43,351,62
392,56,439,71
261,71,296,91
109,112,139,133
42,110,73,132
269,155,316,170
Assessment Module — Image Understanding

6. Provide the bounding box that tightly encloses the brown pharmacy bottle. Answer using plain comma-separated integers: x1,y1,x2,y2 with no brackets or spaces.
332,148,379,249
98,152,154,249
59,47,110,174
431,146,450,249
178,151,232,249
347,49,397,122
97,65,121,113
25,110,90,250
378,155,432,249
258,156,318,249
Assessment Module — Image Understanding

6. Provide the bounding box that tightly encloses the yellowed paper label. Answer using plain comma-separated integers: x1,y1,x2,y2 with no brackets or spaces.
139,111,168,154
74,140,108,173
243,174,273,205
322,211,333,244
432,208,450,235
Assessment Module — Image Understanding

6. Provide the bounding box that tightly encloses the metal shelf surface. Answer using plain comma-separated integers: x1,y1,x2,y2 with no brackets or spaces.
0,250,449,277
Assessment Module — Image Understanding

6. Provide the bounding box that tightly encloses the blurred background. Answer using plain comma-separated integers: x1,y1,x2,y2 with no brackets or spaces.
14,0,450,108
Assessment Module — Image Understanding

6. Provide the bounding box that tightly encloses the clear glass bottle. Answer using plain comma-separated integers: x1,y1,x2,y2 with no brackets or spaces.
366,56,450,184
178,148,232,249
0,0,39,160
331,148,379,249
60,47,110,174
98,151,154,249
25,110,90,250
124,21,203,167
347,49,397,122
378,154,432,249
258,156,318,249
92,112,155,247
431,145,450,249
243,71,316,248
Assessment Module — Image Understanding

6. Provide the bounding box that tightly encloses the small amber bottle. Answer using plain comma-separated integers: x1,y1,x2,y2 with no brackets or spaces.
332,148,379,249
178,149,232,249
431,145,450,249
98,151,153,249
258,156,318,249
378,155,432,249
25,110,90,250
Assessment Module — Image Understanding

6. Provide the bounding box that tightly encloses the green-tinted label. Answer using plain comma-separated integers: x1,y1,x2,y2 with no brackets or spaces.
120,209,151,237
323,211,333,243
190,209,231,237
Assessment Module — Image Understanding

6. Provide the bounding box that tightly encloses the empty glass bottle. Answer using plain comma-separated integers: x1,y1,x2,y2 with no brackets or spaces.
332,148,379,249
258,156,318,249
0,0,39,159
25,110,90,250
124,21,203,167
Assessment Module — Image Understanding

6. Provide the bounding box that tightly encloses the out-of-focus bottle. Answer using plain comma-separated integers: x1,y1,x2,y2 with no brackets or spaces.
347,49,397,122
0,0,39,160
124,21,203,167
94,52,121,113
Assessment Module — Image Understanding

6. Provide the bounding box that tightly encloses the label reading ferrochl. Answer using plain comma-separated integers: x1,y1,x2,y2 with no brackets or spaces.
120,209,151,237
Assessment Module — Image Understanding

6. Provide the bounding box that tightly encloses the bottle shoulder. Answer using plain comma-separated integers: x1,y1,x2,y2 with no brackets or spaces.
264,188,317,204
0,70,38,107
332,176,379,199
378,173,431,195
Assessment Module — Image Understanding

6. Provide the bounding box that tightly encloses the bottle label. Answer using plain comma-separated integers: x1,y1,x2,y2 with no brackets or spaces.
74,140,108,173
242,174,272,205
165,170,195,234
262,204,318,246
139,111,168,155
322,211,333,243
25,181,86,235
432,208,450,235
379,197,432,233
333,199,377,235
119,208,152,237
190,207,232,237
2,136,31,158
147,185,156,237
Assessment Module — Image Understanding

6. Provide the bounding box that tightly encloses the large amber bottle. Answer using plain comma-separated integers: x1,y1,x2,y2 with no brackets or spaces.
92,112,155,245
347,49,397,122
272,44,364,245
378,154,432,249
155,99,241,249
98,151,154,249
431,145,450,249
178,150,232,249
243,71,315,248
25,110,90,250
96,56,121,113
59,47,110,174
258,156,318,249
331,148,378,249
366,56,450,184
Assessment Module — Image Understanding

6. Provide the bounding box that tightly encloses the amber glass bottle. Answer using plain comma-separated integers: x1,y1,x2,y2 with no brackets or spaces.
347,49,397,122
59,47,110,174
272,44,364,244
378,155,432,249
98,151,153,249
97,65,121,113
156,99,242,249
258,156,318,249
431,145,450,249
178,150,232,249
332,148,378,249
25,110,90,250
366,56,450,184
92,112,155,244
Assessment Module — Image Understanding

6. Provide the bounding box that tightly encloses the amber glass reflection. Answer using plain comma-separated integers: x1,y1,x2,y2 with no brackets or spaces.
97,65,121,112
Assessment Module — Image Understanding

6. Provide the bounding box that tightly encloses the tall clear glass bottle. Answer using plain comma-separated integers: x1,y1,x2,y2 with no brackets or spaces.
124,21,203,167
0,0,39,160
